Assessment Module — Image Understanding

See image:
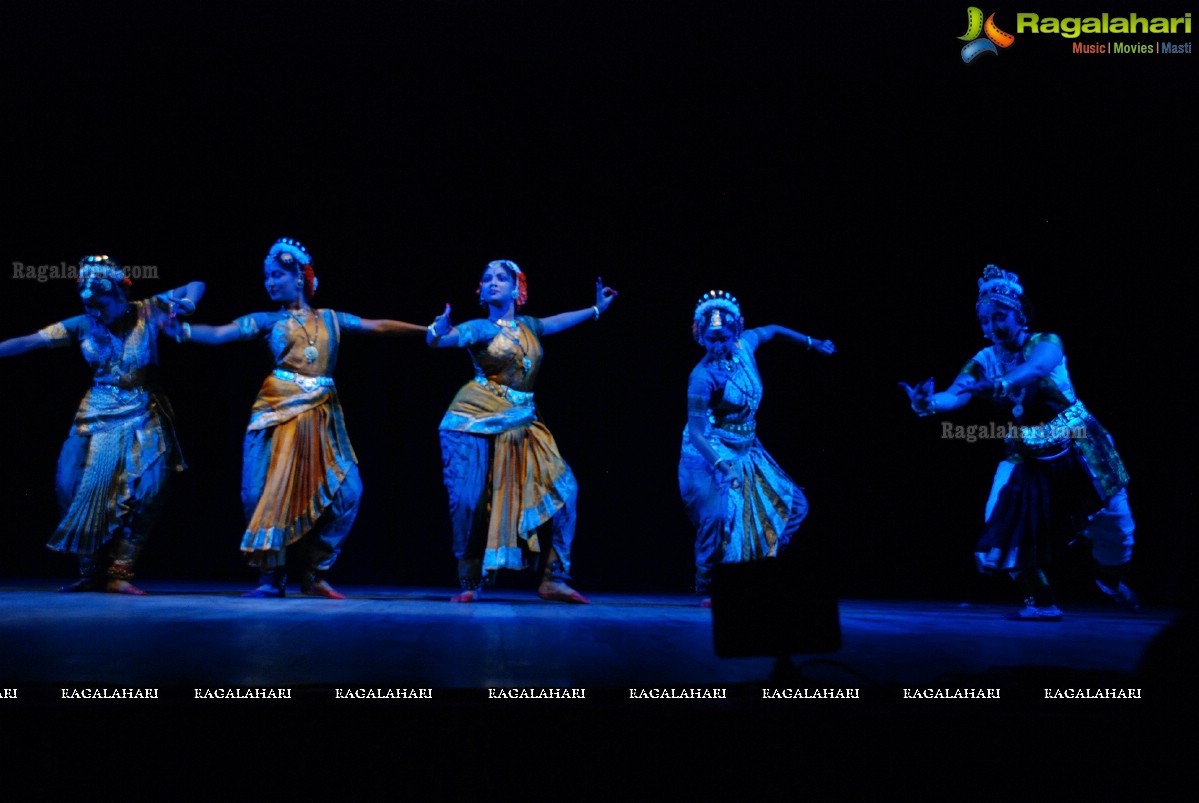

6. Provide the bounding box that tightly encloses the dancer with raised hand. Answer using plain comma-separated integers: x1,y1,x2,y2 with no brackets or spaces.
0,255,204,594
901,264,1138,620
176,237,423,598
679,290,835,606
427,259,617,603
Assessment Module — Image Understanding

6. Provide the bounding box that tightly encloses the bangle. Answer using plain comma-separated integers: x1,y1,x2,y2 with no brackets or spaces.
591,305,600,321
427,322,443,340
174,322,191,343
805,335,812,349
175,297,196,315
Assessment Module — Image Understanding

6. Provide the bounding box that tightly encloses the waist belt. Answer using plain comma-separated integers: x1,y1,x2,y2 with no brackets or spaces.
92,384,146,399
273,369,335,392
712,418,756,435
1012,399,1090,456
474,375,534,406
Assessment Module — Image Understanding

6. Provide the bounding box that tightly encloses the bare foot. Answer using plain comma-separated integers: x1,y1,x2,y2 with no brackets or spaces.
303,579,346,599
242,585,285,598
59,578,101,593
450,589,481,603
106,579,147,595
537,580,590,604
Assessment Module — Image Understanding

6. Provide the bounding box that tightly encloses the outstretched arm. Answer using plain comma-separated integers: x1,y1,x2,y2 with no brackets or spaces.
175,321,245,345
357,318,426,336
748,325,835,354
0,331,53,359
539,278,619,336
900,373,975,416
154,281,207,315
425,304,462,348
950,338,1062,402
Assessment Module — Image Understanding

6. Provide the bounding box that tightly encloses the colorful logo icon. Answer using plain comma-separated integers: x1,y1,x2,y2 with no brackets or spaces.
959,7,1015,63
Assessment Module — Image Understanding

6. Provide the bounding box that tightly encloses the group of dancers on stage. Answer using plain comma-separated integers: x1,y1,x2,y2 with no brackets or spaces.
0,240,1140,619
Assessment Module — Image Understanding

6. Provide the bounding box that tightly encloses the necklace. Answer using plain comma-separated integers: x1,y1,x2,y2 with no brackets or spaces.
993,339,1027,418
91,304,134,364
713,356,737,372
493,317,531,374
710,354,761,409
286,307,320,364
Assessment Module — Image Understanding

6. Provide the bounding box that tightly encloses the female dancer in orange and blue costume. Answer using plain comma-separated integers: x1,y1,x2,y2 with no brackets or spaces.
177,238,423,598
427,260,617,603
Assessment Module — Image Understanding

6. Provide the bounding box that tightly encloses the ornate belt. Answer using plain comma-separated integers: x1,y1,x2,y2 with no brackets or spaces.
1013,399,1090,456
93,383,145,399
712,418,756,435
274,368,335,392
474,375,534,406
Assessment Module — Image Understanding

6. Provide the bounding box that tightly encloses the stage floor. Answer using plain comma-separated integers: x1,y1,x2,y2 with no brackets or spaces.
3,579,1188,795
0,580,1174,694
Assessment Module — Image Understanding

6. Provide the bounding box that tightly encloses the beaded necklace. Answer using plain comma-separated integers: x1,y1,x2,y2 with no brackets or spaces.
493,317,531,374
286,307,321,364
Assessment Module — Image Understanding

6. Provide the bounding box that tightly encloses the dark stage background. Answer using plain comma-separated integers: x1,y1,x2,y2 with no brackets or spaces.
4,1,1195,604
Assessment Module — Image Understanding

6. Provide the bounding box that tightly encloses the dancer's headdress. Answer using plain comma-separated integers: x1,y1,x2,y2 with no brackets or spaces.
693,290,741,329
488,259,521,275
78,255,128,299
976,264,1024,312
266,237,318,296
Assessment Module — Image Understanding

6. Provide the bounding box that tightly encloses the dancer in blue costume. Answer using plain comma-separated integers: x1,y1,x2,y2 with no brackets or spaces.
427,260,618,603
679,290,836,605
0,255,205,594
901,265,1138,620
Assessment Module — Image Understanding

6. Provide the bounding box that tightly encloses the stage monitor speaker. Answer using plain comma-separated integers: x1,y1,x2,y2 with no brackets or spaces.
710,556,841,658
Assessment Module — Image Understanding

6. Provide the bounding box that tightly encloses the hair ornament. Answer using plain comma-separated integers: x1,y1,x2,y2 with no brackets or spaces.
266,237,317,297
693,289,741,325
976,264,1024,311
78,255,127,299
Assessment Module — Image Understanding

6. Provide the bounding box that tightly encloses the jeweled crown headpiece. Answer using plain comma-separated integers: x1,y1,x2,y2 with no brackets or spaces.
693,290,741,328
78,255,126,299
266,237,318,295
266,237,311,266
488,259,522,276
976,264,1023,312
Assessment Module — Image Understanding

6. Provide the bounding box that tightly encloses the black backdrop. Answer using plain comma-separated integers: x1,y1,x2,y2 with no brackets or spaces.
4,1,1195,604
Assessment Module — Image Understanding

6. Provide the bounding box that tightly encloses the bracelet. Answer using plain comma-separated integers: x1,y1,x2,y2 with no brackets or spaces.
591,305,600,321
427,322,444,340
174,322,191,343
805,335,812,349
175,297,196,315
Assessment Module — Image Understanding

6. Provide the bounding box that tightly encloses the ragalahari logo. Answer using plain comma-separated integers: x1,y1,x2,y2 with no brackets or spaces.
959,7,1016,62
